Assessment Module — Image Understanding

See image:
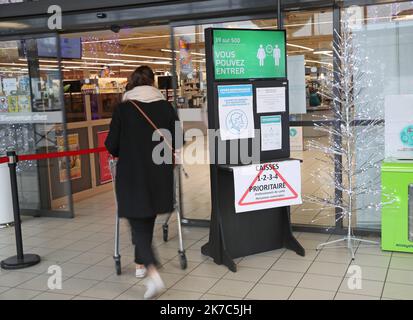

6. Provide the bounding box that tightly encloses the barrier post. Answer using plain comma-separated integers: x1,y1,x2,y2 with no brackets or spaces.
0,151,41,270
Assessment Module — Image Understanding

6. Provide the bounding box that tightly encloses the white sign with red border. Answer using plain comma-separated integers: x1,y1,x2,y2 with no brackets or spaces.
233,160,302,213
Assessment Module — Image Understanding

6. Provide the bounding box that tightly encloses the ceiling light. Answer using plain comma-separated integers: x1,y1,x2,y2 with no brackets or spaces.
82,56,171,65
63,66,103,70
83,34,171,44
108,53,172,61
287,43,314,51
313,48,333,55
0,22,29,29
392,9,413,21
0,62,27,66
305,59,332,66
161,49,205,56
161,49,179,53
82,32,203,44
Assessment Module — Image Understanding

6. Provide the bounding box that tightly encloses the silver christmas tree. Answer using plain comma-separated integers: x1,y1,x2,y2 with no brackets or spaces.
305,16,396,259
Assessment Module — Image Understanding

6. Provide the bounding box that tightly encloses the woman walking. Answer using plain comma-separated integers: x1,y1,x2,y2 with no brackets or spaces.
105,66,180,299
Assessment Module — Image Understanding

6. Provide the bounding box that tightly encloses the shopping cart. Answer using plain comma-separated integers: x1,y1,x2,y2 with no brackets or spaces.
109,158,187,275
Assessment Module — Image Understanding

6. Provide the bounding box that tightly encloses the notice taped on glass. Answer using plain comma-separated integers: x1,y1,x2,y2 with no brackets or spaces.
233,160,302,213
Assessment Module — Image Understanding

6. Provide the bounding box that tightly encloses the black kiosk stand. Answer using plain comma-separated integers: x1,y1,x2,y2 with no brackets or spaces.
201,28,305,272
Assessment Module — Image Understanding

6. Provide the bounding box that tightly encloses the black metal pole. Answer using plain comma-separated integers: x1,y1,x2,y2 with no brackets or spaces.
8,151,24,260
1,151,40,270
277,0,282,29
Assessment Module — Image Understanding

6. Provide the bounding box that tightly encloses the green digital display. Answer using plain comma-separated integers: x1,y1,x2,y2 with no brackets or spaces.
213,29,286,80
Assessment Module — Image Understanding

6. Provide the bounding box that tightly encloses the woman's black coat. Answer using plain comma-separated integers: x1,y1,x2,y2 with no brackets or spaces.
105,99,180,219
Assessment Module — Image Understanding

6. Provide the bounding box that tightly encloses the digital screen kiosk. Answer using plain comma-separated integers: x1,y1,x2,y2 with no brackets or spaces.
201,28,305,272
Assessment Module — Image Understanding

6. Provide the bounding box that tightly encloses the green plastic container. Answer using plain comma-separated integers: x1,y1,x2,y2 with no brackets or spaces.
381,159,413,253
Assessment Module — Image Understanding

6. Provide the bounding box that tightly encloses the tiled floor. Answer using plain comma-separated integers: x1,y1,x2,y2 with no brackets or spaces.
0,191,412,300
0,137,409,300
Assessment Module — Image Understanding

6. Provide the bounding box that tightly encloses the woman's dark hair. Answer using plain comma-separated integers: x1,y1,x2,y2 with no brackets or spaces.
126,66,155,91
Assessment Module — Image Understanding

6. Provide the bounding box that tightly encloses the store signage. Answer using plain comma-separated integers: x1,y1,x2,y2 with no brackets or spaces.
232,160,302,213
213,29,286,80
385,94,413,160
0,111,63,124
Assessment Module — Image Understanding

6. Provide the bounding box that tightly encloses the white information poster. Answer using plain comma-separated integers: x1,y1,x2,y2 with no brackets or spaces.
233,160,302,213
218,84,255,140
260,115,282,151
256,87,286,113
2,78,17,95
385,95,413,159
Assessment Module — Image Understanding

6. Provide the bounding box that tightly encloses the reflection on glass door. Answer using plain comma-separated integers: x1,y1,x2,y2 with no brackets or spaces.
343,2,413,231
284,9,335,228
0,34,72,216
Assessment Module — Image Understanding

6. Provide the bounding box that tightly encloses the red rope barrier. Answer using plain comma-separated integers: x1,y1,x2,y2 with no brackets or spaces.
0,147,107,164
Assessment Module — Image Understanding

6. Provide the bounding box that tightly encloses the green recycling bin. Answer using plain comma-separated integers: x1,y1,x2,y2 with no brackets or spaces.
381,160,413,253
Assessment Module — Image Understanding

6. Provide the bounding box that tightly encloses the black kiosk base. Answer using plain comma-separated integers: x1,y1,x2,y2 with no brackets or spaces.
201,163,305,272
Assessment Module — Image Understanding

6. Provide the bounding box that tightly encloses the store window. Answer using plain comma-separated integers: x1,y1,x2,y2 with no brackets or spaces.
343,2,413,230
284,9,336,228
0,35,71,215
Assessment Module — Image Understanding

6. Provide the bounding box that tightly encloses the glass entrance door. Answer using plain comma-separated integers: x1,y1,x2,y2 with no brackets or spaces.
0,33,73,217
172,17,278,223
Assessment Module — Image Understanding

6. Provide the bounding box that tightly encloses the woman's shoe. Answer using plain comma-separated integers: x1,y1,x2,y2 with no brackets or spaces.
135,267,147,278
143,273,165,299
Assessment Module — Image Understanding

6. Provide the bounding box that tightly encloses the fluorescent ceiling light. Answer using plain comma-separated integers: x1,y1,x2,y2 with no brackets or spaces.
108,53,172,60
161,49,205,56
392,9,413,21
313,48,333,54
0,22,29,29
313,48,333,57
63,66,102,70
305,59,332,66
0,62,27,66
161,49,179,53
82,32,203,44
82,56,171,65
0,69,27,74
287,43,314,51
83,34,171,44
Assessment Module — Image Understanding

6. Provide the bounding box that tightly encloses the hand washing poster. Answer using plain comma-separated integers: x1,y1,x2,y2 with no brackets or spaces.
217,84,255,140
